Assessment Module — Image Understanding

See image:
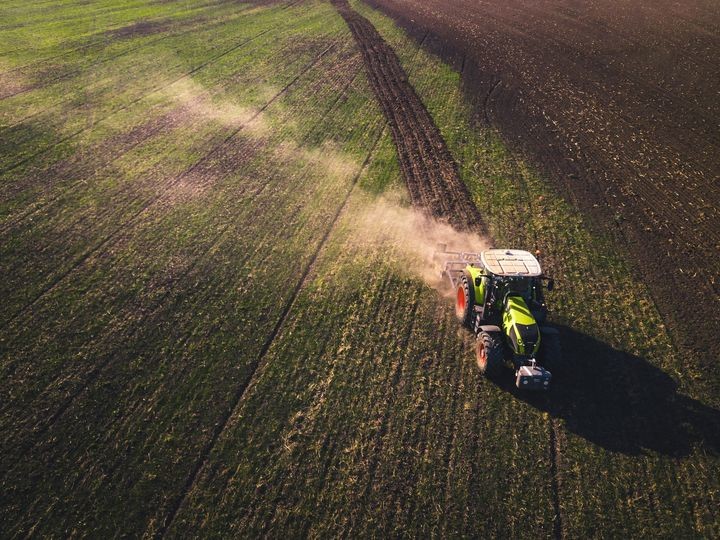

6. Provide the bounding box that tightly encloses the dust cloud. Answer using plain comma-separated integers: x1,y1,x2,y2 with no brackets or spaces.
351,193,490,293
274,141,359,182
162,77,270,135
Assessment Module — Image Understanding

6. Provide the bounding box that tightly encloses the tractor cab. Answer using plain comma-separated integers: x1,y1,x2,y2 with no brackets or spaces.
479,249,549,324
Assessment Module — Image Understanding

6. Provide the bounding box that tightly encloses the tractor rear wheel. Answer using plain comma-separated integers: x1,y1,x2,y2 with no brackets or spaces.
476,331,503,376
455,275,474,329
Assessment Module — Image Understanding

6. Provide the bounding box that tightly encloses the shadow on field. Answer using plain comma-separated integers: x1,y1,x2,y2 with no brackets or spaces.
490,324,720,456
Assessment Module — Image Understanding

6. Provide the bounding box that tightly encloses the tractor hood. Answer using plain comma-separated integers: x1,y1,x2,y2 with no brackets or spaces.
502,296,540,356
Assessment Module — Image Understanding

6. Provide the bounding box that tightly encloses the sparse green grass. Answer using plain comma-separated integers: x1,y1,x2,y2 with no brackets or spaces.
1,0,718,538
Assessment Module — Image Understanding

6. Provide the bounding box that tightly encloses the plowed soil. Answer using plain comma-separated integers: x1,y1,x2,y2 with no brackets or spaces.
366,0,720,384
332,0,485,234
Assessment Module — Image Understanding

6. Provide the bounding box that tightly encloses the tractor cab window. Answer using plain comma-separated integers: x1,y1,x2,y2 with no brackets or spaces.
506,277,532,299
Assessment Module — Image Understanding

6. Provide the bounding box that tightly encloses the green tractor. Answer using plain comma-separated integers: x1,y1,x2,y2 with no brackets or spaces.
437,247,560,390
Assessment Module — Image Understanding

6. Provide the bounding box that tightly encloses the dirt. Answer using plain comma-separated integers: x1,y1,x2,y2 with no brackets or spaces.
364,0,720,386
104,20,171,40
331,0,487,235
351,194,489,290
0,71,32,99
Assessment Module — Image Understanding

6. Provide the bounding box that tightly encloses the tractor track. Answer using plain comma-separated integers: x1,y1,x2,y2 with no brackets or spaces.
331,3,568,535
155,123,387,539
330,0,485,234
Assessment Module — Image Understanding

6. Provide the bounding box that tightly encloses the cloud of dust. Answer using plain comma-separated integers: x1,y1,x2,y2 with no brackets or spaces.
162,77,270,135
351,193,490,294
274,140,360,181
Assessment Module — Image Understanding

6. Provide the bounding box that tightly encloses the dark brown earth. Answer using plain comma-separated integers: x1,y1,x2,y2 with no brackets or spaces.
103,20,171,40
365,0,720,393
331,0,486,234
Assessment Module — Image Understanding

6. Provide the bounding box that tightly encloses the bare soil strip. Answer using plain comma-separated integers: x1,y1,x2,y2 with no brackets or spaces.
330,0,485,234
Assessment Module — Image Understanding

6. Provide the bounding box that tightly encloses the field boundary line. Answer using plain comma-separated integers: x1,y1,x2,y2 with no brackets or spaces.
155,123,387,539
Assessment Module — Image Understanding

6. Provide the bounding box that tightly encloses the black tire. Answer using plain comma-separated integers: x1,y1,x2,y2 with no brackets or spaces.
476,331,503,376
455,274,474,329
539,329,562,372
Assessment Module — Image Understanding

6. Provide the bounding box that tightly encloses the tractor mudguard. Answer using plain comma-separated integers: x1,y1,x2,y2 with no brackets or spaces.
479,325,501,333
464,266,486,303
462,269,476,306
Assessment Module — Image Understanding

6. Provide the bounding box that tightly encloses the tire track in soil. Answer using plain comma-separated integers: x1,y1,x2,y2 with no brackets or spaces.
0,43,337,333
331,2,566,536
330,0,485,235
155,125,387,539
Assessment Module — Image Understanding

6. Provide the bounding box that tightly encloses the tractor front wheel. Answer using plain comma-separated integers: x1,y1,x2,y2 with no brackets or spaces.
476,331,503,376
455,275,474,329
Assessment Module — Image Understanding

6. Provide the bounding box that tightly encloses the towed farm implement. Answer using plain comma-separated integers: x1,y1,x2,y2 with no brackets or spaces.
437,247,560,390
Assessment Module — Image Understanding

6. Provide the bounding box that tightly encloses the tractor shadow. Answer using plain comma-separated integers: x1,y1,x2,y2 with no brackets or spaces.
489,324,720,456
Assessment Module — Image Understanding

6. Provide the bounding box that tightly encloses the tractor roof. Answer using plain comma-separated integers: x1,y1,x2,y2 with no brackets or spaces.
481,249,542,277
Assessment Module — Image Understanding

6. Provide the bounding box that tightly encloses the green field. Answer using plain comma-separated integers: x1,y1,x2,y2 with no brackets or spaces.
1,0,718,537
